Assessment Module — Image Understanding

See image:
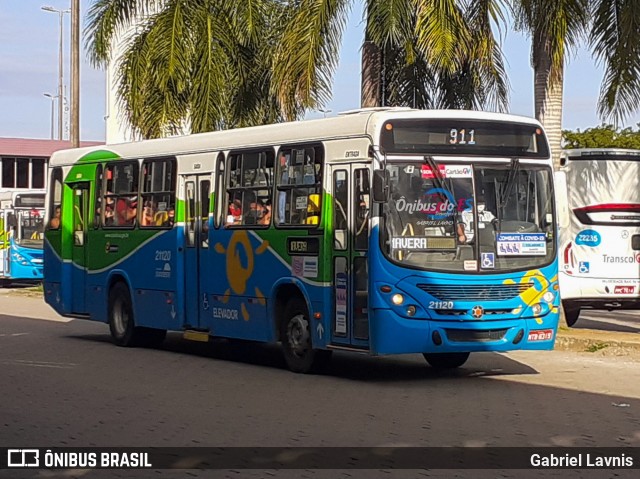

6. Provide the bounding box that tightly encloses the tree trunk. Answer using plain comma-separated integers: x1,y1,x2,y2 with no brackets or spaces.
533,45,564,171
361,39,381,108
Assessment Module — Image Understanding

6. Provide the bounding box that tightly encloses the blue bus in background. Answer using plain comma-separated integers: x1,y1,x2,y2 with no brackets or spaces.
1,191,45,284
44,108,559,373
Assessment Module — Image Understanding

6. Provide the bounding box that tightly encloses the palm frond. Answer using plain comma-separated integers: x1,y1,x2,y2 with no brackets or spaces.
591,0,640,124
85,0,161,66
271,0,351,120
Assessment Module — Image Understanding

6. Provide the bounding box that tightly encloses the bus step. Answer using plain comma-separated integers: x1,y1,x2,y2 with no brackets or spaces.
183,330,210,342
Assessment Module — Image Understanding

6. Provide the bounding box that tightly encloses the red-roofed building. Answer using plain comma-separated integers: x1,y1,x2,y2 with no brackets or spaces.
0,137,103,190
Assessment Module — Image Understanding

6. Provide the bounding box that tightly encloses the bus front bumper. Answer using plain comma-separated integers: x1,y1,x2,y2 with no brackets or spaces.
369,308,558,355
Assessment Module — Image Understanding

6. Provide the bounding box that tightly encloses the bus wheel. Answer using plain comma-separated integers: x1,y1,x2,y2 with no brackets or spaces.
563,302,580,327
108,282,141,347
423,352,470,369
281,298,330,373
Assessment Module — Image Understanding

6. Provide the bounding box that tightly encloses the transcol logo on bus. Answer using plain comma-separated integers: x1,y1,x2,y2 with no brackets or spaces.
602,254,640,264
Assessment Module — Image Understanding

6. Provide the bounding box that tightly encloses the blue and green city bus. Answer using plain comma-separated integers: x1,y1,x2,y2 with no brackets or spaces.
1,190,45,284
43,108,559,373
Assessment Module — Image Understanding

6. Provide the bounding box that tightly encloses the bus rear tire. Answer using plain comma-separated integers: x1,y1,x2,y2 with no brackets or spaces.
108,282,142,347
281,298,331,374
423,352,470,369
563,301,580,327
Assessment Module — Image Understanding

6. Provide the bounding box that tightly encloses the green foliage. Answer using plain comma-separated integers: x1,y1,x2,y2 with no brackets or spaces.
584,342,609,353
86,0,511,138
562,124,640,149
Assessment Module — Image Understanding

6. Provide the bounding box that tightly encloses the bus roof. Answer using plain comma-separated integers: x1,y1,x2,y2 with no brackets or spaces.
49,108,545,166
562,148,640,160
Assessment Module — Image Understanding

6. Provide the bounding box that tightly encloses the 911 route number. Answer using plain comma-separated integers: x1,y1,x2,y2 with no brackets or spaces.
429,300,453,309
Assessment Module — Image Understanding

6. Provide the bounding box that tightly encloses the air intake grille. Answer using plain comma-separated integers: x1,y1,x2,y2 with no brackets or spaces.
417,283,533,301
445,328,508,343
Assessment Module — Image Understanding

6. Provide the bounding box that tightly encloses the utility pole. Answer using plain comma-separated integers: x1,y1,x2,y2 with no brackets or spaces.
71,0,80,147
41,5,69,140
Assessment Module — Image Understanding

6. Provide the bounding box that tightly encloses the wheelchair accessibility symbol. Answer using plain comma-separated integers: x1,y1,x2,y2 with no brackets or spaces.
481,252,495,269
579,261,590,274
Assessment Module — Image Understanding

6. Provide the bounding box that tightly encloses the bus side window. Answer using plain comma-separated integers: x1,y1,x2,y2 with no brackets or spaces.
333,170,348,250
48,167,63,230
139,158,177,229
276,146,323,226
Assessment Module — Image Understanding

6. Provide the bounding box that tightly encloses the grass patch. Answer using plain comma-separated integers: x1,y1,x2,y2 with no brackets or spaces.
585,342,609,353
2,283,43,298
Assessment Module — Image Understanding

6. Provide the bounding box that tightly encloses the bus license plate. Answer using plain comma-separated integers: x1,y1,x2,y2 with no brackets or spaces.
527,329,554,342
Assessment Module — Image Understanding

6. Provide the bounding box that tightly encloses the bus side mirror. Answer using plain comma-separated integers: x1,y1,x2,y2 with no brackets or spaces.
372,170,388,203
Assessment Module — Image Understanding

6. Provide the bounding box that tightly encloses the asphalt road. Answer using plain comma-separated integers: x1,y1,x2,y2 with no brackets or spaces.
575,309,640,333
1,313,640,479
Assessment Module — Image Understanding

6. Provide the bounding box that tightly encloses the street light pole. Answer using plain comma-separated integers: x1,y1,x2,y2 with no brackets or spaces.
70,0,80,148
43,93,55,140
42,5,70,141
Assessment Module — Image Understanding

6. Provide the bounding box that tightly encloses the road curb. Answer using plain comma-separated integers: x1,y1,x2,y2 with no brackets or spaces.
555,328,640,354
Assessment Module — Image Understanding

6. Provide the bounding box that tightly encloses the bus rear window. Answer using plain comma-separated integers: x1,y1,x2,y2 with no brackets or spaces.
380,119,549,158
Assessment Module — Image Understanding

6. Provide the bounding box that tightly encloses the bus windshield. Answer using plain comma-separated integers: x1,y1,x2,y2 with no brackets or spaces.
16,210,44,248
381,161,555,273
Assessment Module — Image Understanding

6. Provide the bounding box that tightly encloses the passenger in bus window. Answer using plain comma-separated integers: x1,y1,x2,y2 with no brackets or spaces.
141,200,155,226
228,199,242,225
115,197,137,226
260,200,272,225
104,205,115,226
49,206,61,229
162,208,175,227
246,199,270,225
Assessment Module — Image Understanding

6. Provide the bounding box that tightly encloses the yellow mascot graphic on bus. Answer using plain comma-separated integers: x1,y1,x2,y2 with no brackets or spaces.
214,231,268,321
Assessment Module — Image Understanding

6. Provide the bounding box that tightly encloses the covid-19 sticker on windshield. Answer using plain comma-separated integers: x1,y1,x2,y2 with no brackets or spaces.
496,233,546,256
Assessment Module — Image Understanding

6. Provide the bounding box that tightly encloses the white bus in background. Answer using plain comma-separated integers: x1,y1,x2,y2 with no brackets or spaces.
557,148,640,326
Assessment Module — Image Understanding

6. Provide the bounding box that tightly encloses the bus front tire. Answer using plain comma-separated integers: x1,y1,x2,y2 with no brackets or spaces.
563,302,580,327
281,298,331,374
423,352,470,369
108,283,166,348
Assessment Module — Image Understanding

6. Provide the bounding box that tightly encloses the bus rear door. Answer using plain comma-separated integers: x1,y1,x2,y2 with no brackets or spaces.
330,164,371,349
182,174,211,330
70,182,91,313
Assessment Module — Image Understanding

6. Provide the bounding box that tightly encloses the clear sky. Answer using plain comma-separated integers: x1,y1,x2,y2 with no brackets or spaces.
2,0,640,142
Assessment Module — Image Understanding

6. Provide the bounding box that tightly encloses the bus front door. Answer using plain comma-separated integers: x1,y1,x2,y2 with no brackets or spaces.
70,182,90,313
182,175,211,330
330,165,370,349
0,210,9,279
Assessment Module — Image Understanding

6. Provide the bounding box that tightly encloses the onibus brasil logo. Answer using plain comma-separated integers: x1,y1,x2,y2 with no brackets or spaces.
394,187,472,220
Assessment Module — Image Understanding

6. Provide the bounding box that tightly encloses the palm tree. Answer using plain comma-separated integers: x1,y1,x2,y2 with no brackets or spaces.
512,0,640,168
86,0,289,138
274,0,510,115
87,0,511,138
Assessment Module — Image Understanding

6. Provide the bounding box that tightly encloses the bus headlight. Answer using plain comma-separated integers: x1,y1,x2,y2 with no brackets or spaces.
391,294,404,305
542,292,555,303
531,303,543,315
406,305,417,317
12,253,29,265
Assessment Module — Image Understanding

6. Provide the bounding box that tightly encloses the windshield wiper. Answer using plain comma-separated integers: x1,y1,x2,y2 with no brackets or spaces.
499,158,520,209
495,158,520,234
423,155,453,197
